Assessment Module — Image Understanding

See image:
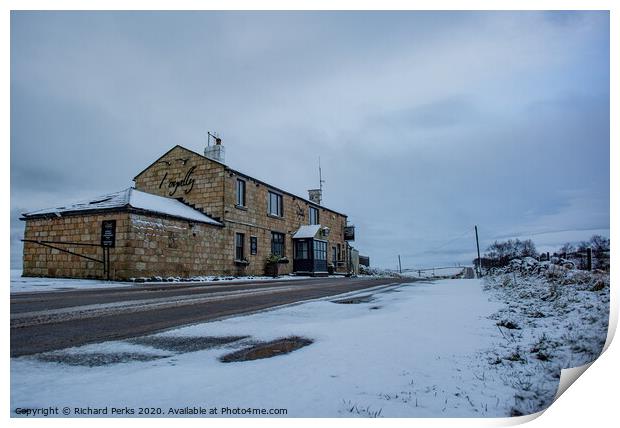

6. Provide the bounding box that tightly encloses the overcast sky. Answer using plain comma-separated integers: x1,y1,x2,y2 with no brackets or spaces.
10,11,610,269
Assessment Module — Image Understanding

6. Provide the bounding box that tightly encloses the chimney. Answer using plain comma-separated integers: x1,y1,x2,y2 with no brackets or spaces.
308,189,322,205
205,136,225,163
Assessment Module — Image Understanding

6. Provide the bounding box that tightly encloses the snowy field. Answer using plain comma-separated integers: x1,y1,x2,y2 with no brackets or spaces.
359,266,466,279
400,267,466,279
10,269,315,294
11,264,608,418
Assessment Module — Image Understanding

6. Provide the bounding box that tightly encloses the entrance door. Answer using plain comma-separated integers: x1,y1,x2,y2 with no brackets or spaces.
293,239,312,273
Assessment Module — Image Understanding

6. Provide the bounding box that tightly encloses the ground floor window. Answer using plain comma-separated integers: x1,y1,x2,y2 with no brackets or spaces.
314,240,327,261
271,232,285,257
250,236,257,255
235,233,245,260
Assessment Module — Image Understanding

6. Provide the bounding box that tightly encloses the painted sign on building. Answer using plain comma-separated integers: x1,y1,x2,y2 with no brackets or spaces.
159,166,197,196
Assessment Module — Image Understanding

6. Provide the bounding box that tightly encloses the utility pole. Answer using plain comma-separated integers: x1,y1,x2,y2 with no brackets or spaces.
475,225,482,278
398,255,402,274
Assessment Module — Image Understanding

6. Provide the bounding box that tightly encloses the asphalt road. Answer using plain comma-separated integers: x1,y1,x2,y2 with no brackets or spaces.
11,276,412,357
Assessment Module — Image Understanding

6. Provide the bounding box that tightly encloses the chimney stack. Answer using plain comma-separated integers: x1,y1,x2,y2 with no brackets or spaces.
205,133,225,163
308,189,322,205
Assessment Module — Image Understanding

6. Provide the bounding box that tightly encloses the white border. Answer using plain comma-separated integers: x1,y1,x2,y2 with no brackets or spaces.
3,2,617,427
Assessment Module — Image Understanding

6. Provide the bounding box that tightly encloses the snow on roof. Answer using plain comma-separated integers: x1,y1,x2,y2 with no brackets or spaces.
128,189,222,225
22,188,222,225
292,224,321,239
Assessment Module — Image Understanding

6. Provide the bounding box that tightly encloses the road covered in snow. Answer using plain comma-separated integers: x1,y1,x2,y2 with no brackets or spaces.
11,266,609,418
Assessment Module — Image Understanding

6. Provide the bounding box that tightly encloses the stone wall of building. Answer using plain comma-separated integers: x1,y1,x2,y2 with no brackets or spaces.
22,212,131,280
133,145,350,277
22,211,228,281
22,145,353,281
222,170,349,276
122,212,225,279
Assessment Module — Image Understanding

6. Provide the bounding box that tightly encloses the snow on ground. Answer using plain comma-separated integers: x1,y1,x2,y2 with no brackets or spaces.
11,263,609,418
10,269,315,294
12,278,515,417
359,266,466,279
480,259,609,416
10,269,136,293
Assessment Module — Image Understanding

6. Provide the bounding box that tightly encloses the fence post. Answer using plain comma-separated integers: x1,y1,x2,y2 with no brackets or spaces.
586,248,592,271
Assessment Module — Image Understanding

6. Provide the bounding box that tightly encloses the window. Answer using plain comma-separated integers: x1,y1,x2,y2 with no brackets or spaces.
332,246,337,265
309,206,319,225
271,232,285,256
236,179,246,207
314,240,327,261
250,236,257,255
337,243,342,261
268,191,283,217
235,233,245,260
295,240,309,260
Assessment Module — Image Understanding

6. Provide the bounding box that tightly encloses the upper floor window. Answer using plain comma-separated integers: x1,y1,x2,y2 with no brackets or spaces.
268,191,283,217
309,206,319,225
236,179,246,207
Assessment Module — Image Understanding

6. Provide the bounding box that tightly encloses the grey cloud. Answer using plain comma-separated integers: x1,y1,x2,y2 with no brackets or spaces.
10,11,610,269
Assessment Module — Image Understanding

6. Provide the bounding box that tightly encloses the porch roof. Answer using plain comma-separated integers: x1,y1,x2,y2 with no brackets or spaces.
292,224,322,239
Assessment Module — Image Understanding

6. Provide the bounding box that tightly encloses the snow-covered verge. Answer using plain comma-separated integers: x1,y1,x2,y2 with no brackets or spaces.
10,269,135,293
480,258,609,416
10,269,315,294
12,279,526,417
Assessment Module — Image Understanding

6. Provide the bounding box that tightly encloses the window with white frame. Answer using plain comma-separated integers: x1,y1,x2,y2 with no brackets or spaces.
236,179,246,207
268,191,283,217
314,240,327,261
309,206,319,225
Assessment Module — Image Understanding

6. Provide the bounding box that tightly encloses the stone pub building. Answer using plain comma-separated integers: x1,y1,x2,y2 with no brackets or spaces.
21,142,357,280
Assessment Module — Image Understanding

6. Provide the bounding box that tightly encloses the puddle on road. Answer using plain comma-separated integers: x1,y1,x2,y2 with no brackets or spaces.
129,335,249,353
36,352,167,367
219,336,313,363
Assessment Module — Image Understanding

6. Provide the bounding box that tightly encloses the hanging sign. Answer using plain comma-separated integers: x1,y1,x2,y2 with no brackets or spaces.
344,226,355,241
